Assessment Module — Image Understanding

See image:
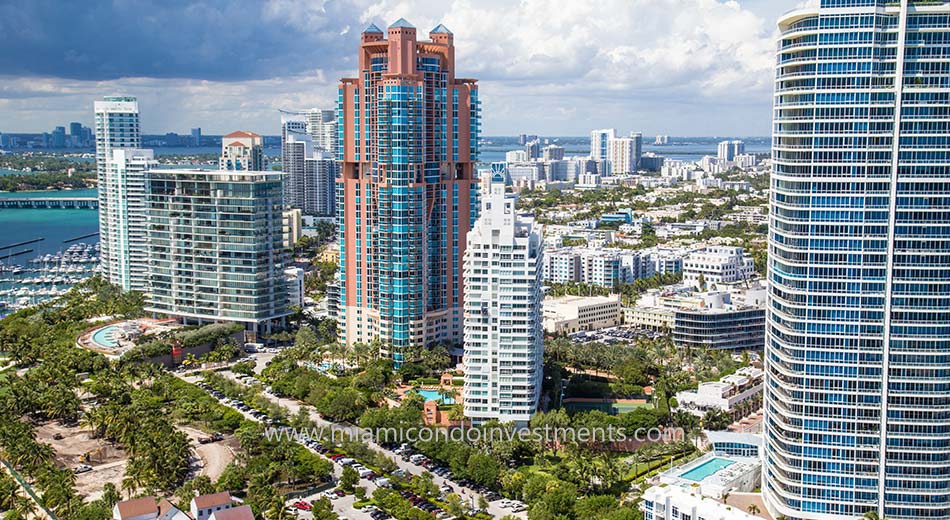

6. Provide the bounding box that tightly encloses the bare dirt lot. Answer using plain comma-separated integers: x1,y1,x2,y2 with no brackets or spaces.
177,426,238,481
35,421,127,500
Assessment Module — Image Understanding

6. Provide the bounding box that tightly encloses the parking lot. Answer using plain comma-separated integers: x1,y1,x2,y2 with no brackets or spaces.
181,369,528,519
569,325,662,344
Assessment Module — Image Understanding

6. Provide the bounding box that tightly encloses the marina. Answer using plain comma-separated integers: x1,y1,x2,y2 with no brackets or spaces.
0,242,100,317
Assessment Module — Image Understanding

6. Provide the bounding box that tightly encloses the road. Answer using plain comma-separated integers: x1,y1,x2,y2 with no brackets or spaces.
211,368,527,519
176,353,528,519
177,425,235,481
176,371,378,519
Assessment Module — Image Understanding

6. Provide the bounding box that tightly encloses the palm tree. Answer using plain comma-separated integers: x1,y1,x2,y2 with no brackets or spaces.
11,441,55,476
37,466,78,518
352,342,369,368
748,504,760,515
367,338,382,362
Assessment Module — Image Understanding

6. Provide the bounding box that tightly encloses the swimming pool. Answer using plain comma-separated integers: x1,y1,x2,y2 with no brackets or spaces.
91,325,121,348
412,389,455,404
680,457,736,481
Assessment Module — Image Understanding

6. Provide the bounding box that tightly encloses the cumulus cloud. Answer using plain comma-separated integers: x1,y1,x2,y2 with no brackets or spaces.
0,0,793,135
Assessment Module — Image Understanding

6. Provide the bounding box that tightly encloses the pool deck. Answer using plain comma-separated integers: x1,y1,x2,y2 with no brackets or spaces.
394,385,461,406
76,318,179,358
657,451,761,500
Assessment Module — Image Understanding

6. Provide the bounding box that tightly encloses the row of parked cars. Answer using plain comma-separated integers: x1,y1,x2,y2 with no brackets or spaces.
196,381,279,425
358,505,391,520
385,443,503,514
570,326,661,344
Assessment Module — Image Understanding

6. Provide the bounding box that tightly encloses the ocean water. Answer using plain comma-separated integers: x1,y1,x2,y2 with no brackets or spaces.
0,189,99,260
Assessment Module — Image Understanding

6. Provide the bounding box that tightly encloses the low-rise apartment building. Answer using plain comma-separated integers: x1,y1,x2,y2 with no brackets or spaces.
675,366,764,419
543,294,622,334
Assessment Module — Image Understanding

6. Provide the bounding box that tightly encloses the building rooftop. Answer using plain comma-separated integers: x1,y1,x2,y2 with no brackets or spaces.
157,499,181,519
389,18,415,29
116,497,158,520
658,451,761,500
544,294,620,306
208,506,253,520
192,492,233,510
642,485,762,519
431,23,453,34
362,22,383,34
223,131,261,138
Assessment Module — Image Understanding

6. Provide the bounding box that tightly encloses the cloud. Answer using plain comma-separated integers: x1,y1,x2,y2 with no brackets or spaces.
0,0,361,81
0,0,790,135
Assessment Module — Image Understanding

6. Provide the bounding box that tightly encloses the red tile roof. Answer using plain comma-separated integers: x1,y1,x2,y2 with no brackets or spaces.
208,506,253,520
192,492,233,510
223,131,261,138
116,497,158,519
157,499,182,519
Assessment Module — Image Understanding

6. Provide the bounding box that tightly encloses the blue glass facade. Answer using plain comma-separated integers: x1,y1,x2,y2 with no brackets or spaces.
766,1,950,519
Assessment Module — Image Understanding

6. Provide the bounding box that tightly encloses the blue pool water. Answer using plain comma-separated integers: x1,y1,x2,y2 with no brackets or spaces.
91,325,120,348
413,389,455,404
680,457,735,481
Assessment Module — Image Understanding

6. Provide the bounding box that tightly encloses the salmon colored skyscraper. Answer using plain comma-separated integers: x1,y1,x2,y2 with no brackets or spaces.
336,19,480,361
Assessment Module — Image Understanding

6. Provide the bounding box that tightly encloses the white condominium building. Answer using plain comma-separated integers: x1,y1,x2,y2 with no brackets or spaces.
107,149,157,292
463,175,544,426
607,135,641,174
306,108,337,153
220,131,264,171
717,139,744,163
641,485,761,520
590,128,616,160
674,366,764,419
282,131,336,215
94,96,143,291
683,246,754,289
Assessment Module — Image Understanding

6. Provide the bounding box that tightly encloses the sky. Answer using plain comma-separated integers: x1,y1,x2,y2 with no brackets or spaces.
0,0,808,137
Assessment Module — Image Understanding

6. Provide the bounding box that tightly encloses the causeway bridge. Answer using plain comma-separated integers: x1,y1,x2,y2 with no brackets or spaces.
0,197,98,209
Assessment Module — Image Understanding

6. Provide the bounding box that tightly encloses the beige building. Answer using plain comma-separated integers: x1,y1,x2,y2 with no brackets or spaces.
284,208,303,248
624,305,674,330
543,294,622,334
220,131,264,171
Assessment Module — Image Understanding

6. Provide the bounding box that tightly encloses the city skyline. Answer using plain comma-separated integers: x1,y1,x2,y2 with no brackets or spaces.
0,0,805,136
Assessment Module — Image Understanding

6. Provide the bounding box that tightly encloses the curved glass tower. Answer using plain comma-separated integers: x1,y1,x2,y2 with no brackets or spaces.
766,1,950,519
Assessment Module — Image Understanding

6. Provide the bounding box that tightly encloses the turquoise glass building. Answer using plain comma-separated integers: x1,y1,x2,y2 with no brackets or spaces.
336,20,480,360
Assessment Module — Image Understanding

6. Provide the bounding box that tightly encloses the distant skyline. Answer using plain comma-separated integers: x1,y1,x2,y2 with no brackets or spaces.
0,0,808,136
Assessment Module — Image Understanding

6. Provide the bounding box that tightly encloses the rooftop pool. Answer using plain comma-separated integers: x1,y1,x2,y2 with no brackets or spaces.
680,457,736,481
